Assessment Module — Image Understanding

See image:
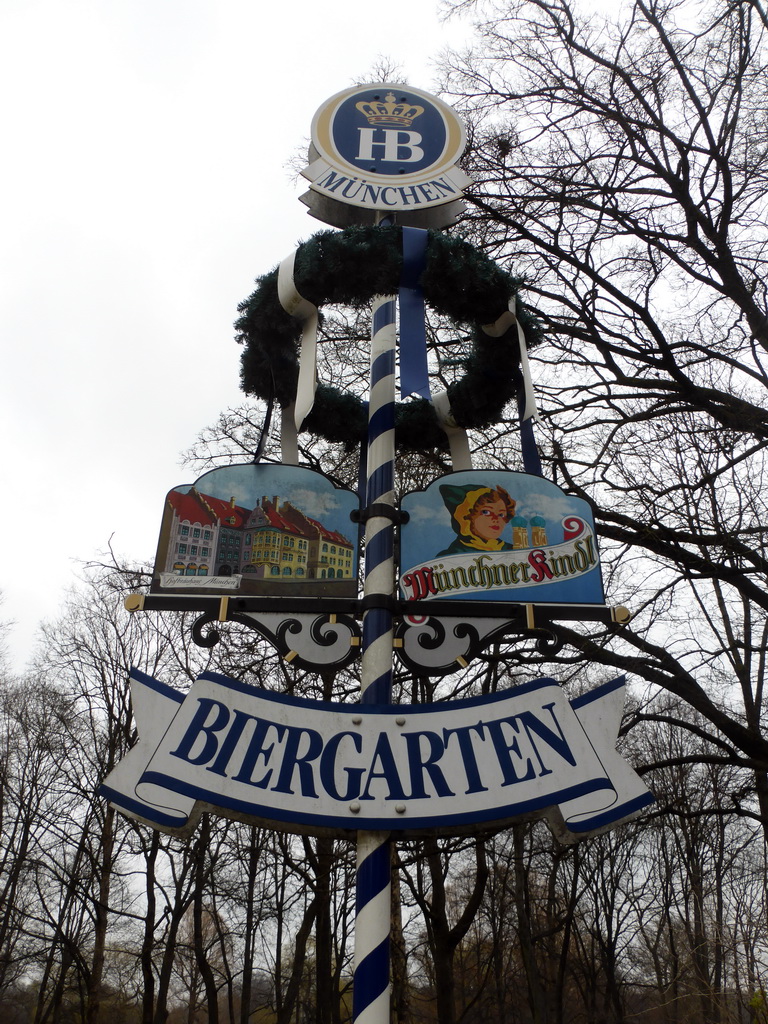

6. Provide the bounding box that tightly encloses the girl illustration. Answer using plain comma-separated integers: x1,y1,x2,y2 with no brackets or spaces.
437,484,517,555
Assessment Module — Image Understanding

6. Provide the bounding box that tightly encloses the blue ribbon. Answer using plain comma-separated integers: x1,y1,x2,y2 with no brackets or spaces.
520,416,544,476
398,226,430,399
515,366,544,476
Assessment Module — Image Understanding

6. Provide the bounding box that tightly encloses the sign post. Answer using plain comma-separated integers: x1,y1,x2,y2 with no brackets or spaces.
355,289,398,1022
105,82,653,1024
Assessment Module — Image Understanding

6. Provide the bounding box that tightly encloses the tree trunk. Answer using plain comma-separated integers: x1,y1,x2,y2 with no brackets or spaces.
239,827,260,1024
85,804,115,1024
141,831,160,1024
390,858,410,1024
193,815,219,1024
512,826,549,1024
275,897,318,1024
314,836,333,1024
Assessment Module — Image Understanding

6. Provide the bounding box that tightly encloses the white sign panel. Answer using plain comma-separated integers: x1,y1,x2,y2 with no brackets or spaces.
302,83,471,225
102,670,653,844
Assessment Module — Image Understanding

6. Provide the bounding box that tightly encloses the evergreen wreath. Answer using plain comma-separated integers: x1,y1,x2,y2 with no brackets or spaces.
235,224,542,452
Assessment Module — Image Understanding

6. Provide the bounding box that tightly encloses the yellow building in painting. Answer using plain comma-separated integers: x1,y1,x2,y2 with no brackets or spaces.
243,497,354,580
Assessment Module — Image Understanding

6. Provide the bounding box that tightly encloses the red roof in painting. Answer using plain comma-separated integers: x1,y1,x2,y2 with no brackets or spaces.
167,489,249,528
307,517,352,547
167,489,352,546
258,502,303,534
260,499,352,547
200,493,250,528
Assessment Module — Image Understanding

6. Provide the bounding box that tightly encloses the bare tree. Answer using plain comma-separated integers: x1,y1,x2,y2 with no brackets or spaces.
436,0,768,819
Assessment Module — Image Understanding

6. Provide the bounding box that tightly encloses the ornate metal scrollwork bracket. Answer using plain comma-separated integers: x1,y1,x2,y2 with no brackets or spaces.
125,594,627,676
123,594,361,670
191,611,222,649
392,601,629,675
230,611,361,672
395,614,520,675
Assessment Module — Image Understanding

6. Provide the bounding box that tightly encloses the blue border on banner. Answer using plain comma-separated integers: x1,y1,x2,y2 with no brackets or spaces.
130,666,185,703
570,674,625,709
137,768,615,835
197,668,565,715
102,668,651,837
100,785,190,830
565,791,655,833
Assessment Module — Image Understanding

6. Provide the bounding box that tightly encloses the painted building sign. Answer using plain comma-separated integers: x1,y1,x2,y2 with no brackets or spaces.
400,470,605,606
101,669,653,843
151,464,359,598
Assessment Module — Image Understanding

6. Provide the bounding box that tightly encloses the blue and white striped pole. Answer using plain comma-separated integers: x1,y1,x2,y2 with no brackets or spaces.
353,291,397,1024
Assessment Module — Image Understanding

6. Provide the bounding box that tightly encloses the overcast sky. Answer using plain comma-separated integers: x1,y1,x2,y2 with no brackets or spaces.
1,0,474,672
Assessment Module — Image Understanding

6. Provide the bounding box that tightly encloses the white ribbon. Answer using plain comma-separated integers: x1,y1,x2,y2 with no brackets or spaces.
280,402,299,466
431,390,472,470
277,250,320,436
481,297,540,423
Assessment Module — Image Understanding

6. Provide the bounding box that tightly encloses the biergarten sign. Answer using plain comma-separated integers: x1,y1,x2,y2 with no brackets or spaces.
104,82,654,1024
102,669,652,843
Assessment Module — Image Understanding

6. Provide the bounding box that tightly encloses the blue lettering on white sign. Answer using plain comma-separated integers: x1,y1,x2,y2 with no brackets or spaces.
331,90,446,175
101,669,654,843
169,695,574,803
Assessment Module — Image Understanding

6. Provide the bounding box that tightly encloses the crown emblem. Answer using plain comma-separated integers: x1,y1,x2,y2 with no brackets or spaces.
355,91,425,127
